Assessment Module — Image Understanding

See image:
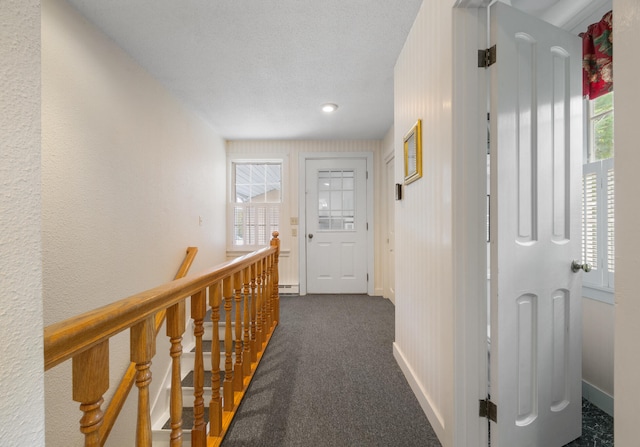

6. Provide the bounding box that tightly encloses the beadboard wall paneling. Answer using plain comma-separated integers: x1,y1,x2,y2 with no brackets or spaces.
227,140,384,290
393,1,455,445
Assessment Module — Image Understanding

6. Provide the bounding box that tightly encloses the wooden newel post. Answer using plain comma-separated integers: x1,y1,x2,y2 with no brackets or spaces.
73,340,109,447
270,231,280,325
131,316,156,447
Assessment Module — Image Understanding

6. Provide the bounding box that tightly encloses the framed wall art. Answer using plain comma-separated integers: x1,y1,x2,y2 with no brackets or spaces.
403,119,422,184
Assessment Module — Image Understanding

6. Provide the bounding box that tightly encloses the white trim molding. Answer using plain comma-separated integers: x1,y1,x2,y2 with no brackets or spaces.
583,380,614,417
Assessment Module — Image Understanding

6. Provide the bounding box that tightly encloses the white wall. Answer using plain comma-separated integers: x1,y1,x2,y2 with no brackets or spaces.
42,0,227,445
613,0,640,443
582,297,614,401
393,1,455,445
0,1,45,445
226,139,384,292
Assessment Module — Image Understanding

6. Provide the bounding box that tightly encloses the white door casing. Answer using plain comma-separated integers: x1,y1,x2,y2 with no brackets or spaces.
385,154,396,303
298,153,373,295
489,3,583,447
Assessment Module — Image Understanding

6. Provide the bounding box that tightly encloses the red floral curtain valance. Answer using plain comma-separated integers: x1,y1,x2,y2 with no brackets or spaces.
581,11,613,99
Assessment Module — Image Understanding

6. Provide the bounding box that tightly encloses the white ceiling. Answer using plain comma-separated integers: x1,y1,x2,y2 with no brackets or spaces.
65,0,611,141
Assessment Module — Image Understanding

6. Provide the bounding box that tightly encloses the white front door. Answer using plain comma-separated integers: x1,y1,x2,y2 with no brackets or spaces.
489,2,583,446
305,157,368,294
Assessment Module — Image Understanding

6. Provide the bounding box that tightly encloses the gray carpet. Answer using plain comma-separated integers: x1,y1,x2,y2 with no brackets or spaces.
222,294,442,447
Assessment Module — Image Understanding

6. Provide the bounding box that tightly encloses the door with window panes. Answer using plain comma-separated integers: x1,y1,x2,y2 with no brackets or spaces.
305,158,368,293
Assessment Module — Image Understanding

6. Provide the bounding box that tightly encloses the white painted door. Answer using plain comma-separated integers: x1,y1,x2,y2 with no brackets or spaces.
489,3,583,446
385,156,396,303
305,158,368,294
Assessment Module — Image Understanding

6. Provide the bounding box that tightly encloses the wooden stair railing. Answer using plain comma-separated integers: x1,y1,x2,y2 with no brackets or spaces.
44,233,280,447
99,246,198,445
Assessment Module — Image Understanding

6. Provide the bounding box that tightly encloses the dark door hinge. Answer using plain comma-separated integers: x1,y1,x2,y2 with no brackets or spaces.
479,398,497,423
478,45,496,68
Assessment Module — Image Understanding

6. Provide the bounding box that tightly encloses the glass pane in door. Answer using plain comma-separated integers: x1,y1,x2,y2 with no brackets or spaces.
317,169,356,231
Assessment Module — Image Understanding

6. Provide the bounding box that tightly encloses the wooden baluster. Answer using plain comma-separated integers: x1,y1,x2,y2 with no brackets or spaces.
209,282,222,436
260,258,268,346
166,302,185,447
242,266,252,375
250,263,258,363
72,340,109,447
265,254,273,334
191,290,207,447
233,271,244,391
255,259,264,352
222,277,234,411
131,316,156,447
271,232,281,324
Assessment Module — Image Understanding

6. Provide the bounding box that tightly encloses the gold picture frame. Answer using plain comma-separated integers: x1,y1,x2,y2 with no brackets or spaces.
403,119,422,184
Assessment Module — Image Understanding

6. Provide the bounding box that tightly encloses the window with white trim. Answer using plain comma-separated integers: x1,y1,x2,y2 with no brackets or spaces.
582,92,614,291
230,162,281,249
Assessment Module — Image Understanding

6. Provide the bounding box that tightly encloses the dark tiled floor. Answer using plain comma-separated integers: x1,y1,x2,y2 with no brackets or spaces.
564,399,614,447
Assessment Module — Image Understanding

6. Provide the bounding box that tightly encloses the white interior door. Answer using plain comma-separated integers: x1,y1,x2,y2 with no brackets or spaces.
489,2,583,446
385,156,396,303
305,158,368,294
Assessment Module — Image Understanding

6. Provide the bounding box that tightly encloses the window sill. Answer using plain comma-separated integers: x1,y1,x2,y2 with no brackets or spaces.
582,284,614,305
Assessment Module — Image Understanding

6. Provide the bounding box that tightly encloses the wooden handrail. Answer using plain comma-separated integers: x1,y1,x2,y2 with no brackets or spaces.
99,247,198,444
44,245,274,371
44,234,280,447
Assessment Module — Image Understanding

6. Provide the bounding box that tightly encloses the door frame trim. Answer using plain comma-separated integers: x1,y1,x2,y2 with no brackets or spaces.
383,152,395,303
452,2,491,446
298,151,375,296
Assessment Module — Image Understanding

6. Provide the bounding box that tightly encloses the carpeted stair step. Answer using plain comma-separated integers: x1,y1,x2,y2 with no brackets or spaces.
161,406,210,430
162,371,227,432
152,299,243,445
190,339,236,354
181,370,226,388
202,305,237,341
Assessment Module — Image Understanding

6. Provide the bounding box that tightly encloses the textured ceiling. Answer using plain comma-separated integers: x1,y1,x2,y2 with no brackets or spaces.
64,0,611,141
65,0,424,140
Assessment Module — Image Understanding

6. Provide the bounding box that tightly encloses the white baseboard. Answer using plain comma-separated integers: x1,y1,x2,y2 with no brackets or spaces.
393,342,446,443
582,380,614,417
278,284,299,294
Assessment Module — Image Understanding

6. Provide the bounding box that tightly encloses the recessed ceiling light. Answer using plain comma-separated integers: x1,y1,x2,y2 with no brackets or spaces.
321,103,338,113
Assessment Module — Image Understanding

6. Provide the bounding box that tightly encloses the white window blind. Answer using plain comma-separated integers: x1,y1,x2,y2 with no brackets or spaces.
230,162,281,249
581,158,614,289
582,168,598,269
606,164,615,281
